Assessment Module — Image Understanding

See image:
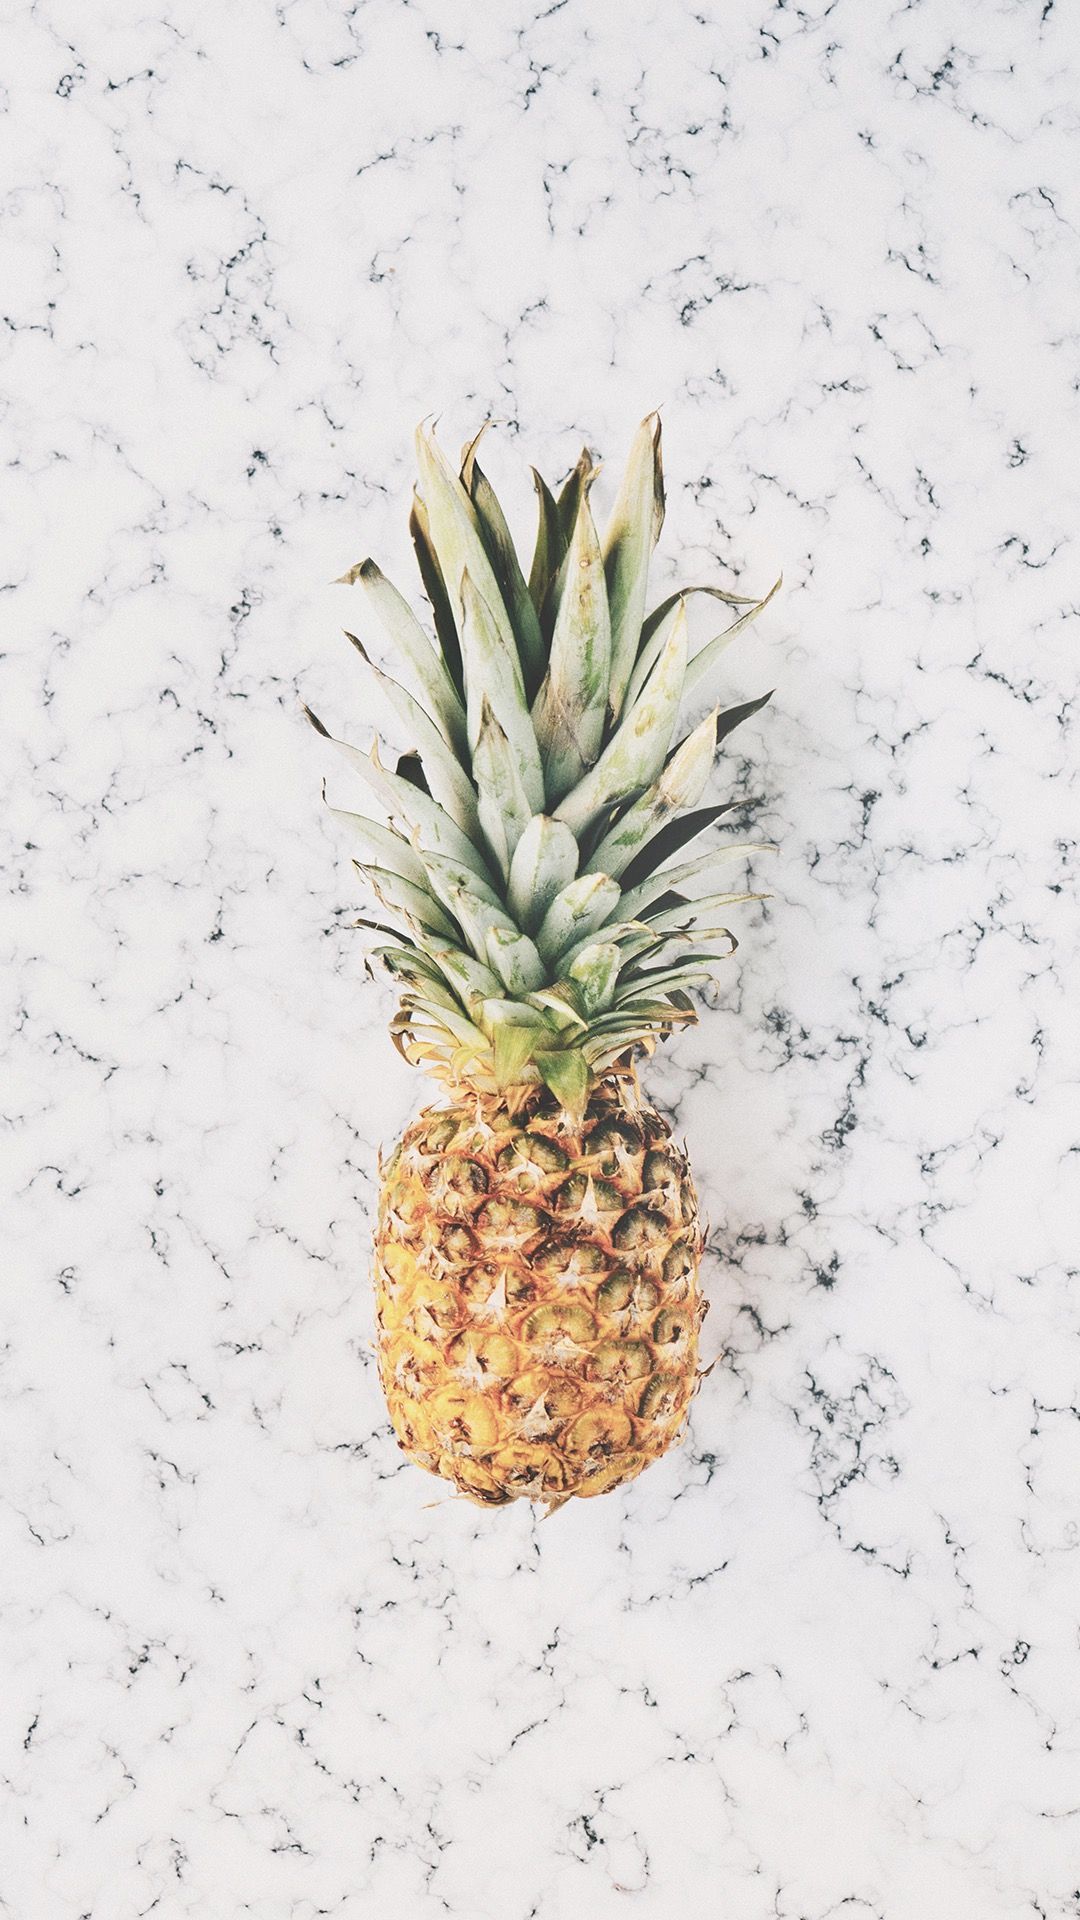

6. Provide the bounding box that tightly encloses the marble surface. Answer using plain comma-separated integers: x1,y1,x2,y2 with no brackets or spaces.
3,2,1079,1915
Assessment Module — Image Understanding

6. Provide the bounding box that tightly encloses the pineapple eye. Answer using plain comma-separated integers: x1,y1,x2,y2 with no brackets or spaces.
438,1223,479,1262
504,1268,540,1303
505,1369,583,1422
642,1148,681,1192
662,1241,697,1287
476,1198,546,1243
637,1372,687,1422
596,1271,634,1314
496,1132,569,1175
632,1279,661,1314
586,1119,642,1172
489,1444,573,1496
552,1174,622,1214
612,1206,668,1251
427,1386,500,1452
574,1453,648,1498
532,1237,609,1280
434,1157,488,1200
451,1458,513,1503
589,1339,653,1384
652,1308,693,1349
521,1303,597,1346
421,1114,460,1152
445,1331,518,1378
378,1242,414,1285
563,1407,634,1461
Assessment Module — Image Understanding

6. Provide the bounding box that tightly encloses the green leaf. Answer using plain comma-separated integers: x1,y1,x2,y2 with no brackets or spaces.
528,469,564,619
322,797,429,891
712,688,774,749
493,1020,543,1087
344,631,478,835
616,801,740,892
532,484,611,804
554,602,688,839
410,491,463,697
415,420,523,692
603,412,665,719
473,696,537,879
459,573,545,812
557,445,596,539
441,883,519,968
616,843,775,922
683,577,782,701
567,941,620,1015
507,814,580,932
535,1047,590,1116
647,891,763,935
622,596,684,712
527,983,589,1033
430,945,502,1015
485,924,546,994
359,865,460,940
461,426,545,696
582,706,722,878
640,584,761,654
535,872,622,964
338,559,467,759
304,707,494,881
420,849,505,916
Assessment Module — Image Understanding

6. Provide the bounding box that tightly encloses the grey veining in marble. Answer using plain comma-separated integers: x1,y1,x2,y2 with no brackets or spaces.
3,2,1079,1916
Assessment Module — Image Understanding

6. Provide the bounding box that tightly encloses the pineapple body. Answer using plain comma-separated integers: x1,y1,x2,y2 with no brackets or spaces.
375,1074,706,1506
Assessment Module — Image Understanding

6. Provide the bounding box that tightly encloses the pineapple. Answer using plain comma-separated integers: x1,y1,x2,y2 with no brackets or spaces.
307,415,778,1508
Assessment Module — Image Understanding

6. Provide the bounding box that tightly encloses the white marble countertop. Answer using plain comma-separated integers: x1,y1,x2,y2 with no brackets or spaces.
4,3,1079,1916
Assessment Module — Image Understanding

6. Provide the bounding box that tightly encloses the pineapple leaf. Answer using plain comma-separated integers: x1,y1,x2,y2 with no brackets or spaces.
359,864,460,940
554,602,688,839
493,1019,544,1087
603,412,665,719
640,583,762,651
461,427,545,696
647,891,764,935
419,849,505,915
473,696,536,879
304,708,494,882
623,595,685,712
528,468,564,620
616,801,741,890
338,559,467,759
532,484,611,804
322,795,429,891
616,843,775,922
441,883,519,967
508,814,580,932
430,945,502,1014
415,421,524,688
485,924,547,994
557,446,597,539
409,491,464,697
535,1047,590,1116
567,941,621,1015
535,872,622,964
459,573,545,812
582,705,722,878
344,632,479,835
683,576,782,701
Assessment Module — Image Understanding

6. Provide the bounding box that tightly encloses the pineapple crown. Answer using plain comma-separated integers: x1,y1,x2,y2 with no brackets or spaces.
307,415,779,1114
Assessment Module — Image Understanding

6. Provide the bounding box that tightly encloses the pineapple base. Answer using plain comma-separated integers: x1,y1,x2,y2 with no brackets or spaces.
374,1071,706,1508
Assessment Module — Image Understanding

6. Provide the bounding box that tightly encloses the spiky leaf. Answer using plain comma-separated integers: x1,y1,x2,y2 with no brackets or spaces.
508,815,580,931
603,412,665,718
532,485,611,803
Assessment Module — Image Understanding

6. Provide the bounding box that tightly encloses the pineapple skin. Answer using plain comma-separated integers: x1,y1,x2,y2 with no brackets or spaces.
374,1073,707,1507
